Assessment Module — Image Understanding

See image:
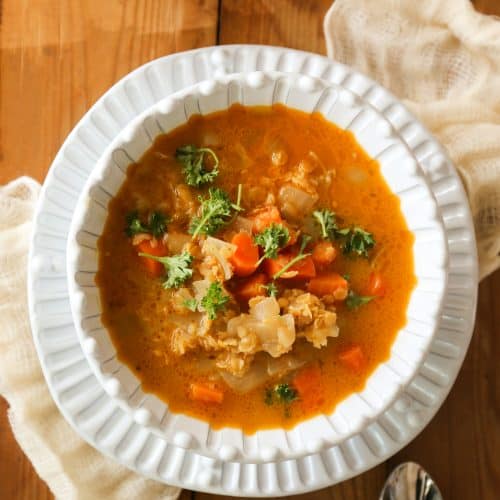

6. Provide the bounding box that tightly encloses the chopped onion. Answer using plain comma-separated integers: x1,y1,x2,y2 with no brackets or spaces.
250,296,280,320
202,237,236,280
278,185,318,222
232,216,254,234
220,357,269,393
266,354,307,377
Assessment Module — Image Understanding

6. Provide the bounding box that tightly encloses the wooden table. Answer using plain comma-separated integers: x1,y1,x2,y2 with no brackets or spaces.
1,1,498,499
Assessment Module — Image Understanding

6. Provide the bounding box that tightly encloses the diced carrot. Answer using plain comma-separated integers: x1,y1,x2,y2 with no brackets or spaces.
250,206,283,233
293,363,324,409
291,256,316,279
338,345,366,372
233,273,267,302
293,363,322,396
307,272,348,297
229,232,260,277
366,271,386,297
190,382,224,404
137,239,168,277
312,241,337,267
263,252,316,279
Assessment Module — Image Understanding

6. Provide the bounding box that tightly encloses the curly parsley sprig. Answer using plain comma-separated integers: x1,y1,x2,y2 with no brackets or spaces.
175,145,219,187
313,209,375,258
125,211,169,238
138,251,193,288
189,187,242,239
184,281,230,320
254,223,290,266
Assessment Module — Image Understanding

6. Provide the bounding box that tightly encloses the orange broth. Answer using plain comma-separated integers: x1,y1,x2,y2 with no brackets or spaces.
96,104,416,433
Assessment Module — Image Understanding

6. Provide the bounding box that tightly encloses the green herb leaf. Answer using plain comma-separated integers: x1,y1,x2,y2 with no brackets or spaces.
313,209,375,257
254,223,290,265
125,211,169,238
264,383,298,406
148,212,169,238
313,209,338,240
345,289,375,310
200,281,230,320
138,251,193,288
189,188,235,238
274,383,298,403
183,298,198,312
261,282,278,298
175,145,219,187
341,227,375,258
232,183,244,212
272,234,312,280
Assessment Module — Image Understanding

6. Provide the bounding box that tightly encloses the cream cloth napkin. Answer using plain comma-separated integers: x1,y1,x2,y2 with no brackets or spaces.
0,178,180,500
325,0,500,279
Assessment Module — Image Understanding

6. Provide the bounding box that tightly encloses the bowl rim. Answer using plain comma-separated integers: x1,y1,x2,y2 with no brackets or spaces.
66,70,449,462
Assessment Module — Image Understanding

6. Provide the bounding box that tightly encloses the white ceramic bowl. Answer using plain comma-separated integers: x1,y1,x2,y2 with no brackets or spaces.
66,71,448,463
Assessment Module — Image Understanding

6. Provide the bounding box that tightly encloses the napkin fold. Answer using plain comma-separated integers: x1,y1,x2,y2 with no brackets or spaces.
325,0,500,279
0,178,180,500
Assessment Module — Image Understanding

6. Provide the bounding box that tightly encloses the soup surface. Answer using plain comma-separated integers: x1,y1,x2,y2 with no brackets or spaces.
97,104,415,434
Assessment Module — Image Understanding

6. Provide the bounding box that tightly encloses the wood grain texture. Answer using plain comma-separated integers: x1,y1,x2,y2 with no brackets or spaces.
0,0,499,499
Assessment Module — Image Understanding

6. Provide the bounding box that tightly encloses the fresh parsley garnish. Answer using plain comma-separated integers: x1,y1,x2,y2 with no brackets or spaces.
189,188,239,238
341,227,375,258
313,209,338,240
254,223,290,265
138,251,193,288
183,298,198,312
264,383,298,407
261,282,278,298
175,145,219,187
272,235,312,280
345,289,375,310
125,211,169,238
313,209,375,257
200,281,230,320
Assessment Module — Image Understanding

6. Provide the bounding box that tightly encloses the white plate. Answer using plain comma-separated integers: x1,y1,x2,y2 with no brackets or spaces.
66,71,448,462
28,45,478,496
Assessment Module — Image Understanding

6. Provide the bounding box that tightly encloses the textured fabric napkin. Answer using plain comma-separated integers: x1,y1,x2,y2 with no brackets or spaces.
1,0,500,497
325,0,500,279
0,178,180,499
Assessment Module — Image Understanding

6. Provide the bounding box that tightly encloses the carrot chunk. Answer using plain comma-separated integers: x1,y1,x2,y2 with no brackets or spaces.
190,382,224,404
366,271,386,297
339,345,366,372
307,272,348,297
312,241,337,267
263,252,316,279
230,232,260,277
293,363,324,409
233,273,267,302
250,206,283,233
137,239,168,277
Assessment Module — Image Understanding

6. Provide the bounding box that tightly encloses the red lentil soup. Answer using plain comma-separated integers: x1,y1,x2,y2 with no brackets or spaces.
96,104,415,434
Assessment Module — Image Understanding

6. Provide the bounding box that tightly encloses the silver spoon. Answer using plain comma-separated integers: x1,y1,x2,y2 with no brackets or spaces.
380,462,443,500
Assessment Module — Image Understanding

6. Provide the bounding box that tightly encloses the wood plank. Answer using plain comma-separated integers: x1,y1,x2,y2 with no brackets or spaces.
473,0,500,15
0,398,52,500
0,1,218,499
219,0,333,54
0,0,218,185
